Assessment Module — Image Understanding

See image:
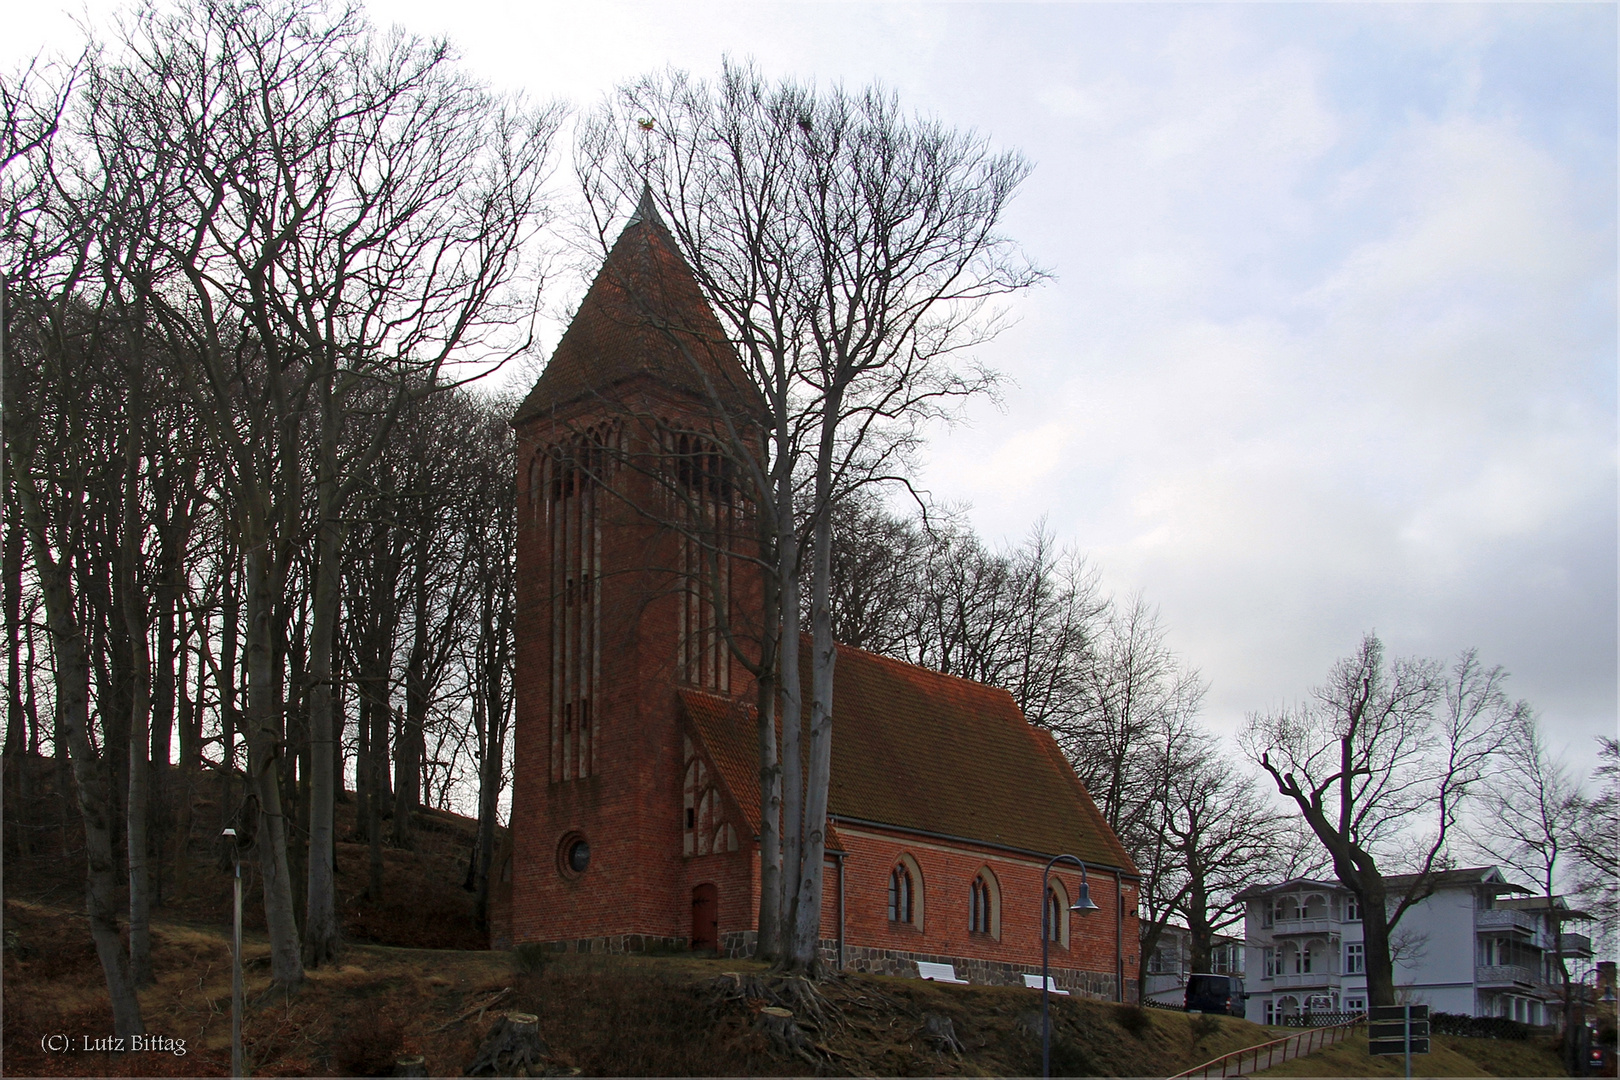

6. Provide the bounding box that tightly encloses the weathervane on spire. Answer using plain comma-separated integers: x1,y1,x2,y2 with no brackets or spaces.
628,116,659,227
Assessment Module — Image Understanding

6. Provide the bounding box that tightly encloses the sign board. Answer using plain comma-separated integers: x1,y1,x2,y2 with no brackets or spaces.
1369,1037,1431,1056
1367,1005,1431,1058
1369,1005,1430,1022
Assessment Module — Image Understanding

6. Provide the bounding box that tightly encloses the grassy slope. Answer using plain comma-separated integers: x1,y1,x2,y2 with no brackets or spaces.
8,897,1307,1078
1252,1030,1567,1077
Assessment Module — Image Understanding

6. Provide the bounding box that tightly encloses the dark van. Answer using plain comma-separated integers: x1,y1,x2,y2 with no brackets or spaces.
1184,974,1246,1017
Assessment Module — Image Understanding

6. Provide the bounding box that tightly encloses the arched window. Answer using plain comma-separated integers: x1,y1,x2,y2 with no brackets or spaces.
662,426,738,692
887,854,923,927
970,867,1000,938
545,424,617,783
890,865,914,924
1046,878,1071,948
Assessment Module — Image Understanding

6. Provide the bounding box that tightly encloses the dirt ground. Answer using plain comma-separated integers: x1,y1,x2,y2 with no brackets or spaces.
5,896,1302,1077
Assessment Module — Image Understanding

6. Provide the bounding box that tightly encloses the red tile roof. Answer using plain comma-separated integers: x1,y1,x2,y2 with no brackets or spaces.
680,639,1137,873
513,211,760,425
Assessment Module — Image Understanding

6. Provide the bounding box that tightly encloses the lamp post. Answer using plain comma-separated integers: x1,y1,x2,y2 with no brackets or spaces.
1042,854,1100,1079
223,828,242,1079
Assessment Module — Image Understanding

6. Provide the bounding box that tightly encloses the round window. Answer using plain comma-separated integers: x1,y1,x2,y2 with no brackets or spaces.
567,839,590,873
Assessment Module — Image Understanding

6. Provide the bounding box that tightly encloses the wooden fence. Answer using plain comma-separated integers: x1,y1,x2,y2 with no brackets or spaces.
1166,1017,1364,1079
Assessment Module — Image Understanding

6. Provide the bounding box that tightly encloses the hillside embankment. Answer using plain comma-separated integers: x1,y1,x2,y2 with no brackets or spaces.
1,758,1574,1077
6,895,1296,1077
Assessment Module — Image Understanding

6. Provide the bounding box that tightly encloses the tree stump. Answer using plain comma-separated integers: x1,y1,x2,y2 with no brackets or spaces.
757,1005,825,1064
393,1055,427,1077
757,1006,797,1041
922,1013,965,1055
466,1012,548,1076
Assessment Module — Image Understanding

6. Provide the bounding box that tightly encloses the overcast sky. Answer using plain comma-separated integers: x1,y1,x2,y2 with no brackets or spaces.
11,3,1615,773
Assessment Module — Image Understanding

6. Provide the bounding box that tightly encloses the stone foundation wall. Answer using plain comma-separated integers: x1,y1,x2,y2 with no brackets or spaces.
836,942,1118,997
718,931,1136,1001
526,933,691,955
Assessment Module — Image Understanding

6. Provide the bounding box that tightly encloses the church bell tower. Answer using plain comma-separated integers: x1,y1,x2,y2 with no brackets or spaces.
500,193,761,949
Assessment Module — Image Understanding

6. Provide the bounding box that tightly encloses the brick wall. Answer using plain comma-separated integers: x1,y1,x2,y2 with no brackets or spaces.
507,387,760,951
823,823,1139,996
501,385,1140,1005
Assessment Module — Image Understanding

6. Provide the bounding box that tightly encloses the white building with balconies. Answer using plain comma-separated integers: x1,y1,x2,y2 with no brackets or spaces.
1237,867,1593,1027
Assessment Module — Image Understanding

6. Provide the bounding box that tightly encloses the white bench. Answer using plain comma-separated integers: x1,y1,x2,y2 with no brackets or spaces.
1022,974,1069,995
916,961,968,984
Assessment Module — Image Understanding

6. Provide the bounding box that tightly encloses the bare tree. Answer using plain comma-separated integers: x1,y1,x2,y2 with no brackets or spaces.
3,57,148,1034
1243,636,1514,1007
1469,710,1584,1067
1064,595,1203,843
579,59,1041,971
1165,739,1289,973
1570,737,1617,950
74,0,560,975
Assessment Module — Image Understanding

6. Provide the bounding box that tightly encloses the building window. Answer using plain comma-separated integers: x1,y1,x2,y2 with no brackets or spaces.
557,832,591,878
544,427,615,783
664,428,737,693
889,865,915,924
1260,900,1274,928
1345,943,1365,974
1345,997,1366,1014
1045,878,1073,948
969,868,1000,937
1344,894,1361,921
1263,947,1277,977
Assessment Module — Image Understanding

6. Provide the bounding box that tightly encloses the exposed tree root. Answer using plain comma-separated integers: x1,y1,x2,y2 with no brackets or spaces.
713,972,855,1071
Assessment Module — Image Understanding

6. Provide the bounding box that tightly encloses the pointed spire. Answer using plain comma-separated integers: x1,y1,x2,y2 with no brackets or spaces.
626,184,664,229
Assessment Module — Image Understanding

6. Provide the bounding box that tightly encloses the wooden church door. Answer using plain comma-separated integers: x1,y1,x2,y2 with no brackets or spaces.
692,884,719,952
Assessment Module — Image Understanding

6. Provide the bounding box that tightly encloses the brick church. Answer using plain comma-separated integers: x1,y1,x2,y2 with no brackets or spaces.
488,198,1141,999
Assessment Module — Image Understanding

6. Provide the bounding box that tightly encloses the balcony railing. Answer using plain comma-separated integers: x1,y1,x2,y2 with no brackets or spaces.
1270,917,1334,937
1476,908,1538,934
1556,932,1593,957
1270,971,1342,989
1476,963,1540,988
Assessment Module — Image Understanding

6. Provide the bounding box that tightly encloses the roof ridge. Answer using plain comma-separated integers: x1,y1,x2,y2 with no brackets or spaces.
803,632,1023,705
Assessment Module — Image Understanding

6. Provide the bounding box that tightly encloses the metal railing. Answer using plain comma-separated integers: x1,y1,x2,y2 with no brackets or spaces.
1475,963,1540,987
1282,1010,1364,1027
1270,917,1334,936
1476,908,1538,934
1556,932,1593,957
1165,1017,1364,1080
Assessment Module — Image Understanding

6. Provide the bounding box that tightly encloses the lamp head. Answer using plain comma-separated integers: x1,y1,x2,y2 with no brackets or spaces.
1070,882,1100,914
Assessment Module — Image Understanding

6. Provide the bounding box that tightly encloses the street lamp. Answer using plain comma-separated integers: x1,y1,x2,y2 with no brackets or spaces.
223,828,243,1080
1042,854,1100,1079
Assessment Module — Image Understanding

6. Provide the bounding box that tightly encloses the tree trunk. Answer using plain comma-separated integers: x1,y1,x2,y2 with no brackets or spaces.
120,430,154,986
790,413,841,973
303,361,343,965
218,545,240,833
149,574,177,906
1187,871,1212,974
4,503,24,758
1352,878,1396,1007
6,418,147,1036
473,575,509,930
393,550,429,849
775,474,804,962
753,503,783,963
303,482,342,965
172,607,198,896
244,536,304,987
